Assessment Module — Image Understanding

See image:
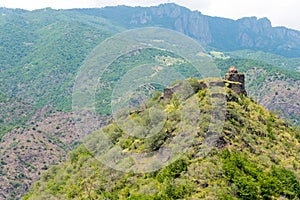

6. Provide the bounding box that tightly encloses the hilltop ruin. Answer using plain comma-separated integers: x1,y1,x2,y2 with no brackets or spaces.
162,66,247,100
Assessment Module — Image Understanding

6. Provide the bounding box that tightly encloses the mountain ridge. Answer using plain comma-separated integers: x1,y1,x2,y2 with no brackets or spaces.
2,3,300,58
0,6,299,124
0,4,299,123
70,3,300,57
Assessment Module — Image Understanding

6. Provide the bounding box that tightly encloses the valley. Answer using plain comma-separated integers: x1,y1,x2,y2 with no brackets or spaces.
0,3,299,199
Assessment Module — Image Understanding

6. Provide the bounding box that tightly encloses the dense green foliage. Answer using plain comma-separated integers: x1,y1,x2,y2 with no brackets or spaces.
222,150,300,199
95,48,198,115
0,7,299,123
24,80,300,199
0,9,117,111
228,50,300,71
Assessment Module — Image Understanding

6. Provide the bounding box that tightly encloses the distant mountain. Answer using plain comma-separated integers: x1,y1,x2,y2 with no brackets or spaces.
0,4,299,123
73,3,300,58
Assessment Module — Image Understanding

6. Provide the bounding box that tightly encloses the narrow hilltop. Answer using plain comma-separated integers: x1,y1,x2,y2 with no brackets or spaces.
24,68,300,199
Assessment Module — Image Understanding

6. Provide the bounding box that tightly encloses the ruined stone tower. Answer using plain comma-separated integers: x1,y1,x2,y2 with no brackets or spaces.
161,66,247,101
224,66,247,96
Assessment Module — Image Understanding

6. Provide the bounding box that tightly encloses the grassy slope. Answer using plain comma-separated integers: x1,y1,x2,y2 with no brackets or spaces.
24,79,300,199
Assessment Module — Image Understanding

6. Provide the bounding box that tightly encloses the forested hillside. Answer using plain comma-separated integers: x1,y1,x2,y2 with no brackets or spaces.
0,8,119,111
0,4,299,199
24,78,300,199
0,5,299,123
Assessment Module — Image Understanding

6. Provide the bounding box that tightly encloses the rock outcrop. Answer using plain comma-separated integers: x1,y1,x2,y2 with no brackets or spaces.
95,3,300,57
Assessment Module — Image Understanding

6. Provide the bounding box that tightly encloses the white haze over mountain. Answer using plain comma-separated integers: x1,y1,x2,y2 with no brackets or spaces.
1,0,299,31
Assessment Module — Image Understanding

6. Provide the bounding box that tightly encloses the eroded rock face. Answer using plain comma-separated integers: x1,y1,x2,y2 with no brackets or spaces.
112,3,300,57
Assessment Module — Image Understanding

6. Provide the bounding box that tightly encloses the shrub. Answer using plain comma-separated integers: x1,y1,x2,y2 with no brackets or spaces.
221,150,300,199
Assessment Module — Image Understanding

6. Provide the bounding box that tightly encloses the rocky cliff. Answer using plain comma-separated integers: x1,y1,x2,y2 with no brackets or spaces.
84,3,300,57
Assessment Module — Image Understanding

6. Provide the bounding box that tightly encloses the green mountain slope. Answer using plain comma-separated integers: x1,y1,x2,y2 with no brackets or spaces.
228,50,300,72
0,5,299,200
0,9,118,111
23,78,300,199
0,7,299,124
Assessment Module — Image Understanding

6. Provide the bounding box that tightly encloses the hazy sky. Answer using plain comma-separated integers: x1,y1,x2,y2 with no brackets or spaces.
1,0,299,31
